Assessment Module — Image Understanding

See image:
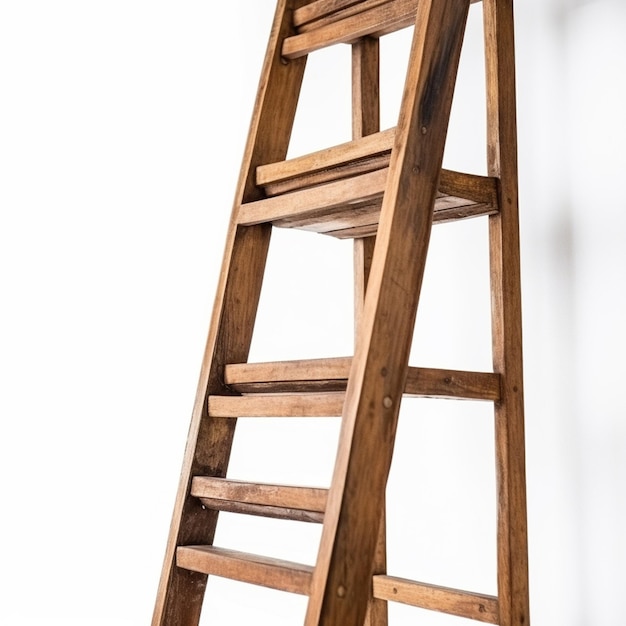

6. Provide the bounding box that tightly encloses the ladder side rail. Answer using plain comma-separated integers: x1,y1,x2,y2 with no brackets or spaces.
483,0,530,624
152,1,308,624
351,35,388,626
306,1,472,624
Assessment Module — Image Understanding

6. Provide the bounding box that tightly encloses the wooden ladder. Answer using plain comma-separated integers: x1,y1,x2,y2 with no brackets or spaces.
152,0,529,624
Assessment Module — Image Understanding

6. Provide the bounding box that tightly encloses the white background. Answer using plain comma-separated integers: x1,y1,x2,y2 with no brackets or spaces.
1,1,625,624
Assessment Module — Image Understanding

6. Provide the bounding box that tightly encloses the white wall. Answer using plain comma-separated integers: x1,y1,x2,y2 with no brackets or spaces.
1,1,624,624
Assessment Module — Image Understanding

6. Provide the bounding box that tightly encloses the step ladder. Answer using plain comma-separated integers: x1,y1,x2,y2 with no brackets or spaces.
152,0,529,624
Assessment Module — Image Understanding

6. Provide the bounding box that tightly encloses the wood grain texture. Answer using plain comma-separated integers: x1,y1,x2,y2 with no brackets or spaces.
373,575,499,624
256,128,394,186
294,0,482,29
483,0,530,624
151,1,308,624
176,546,313,595
299,0,394,33
351,34,387,626
208,392,345,417
295,0,386,28
194,498,325,523
225,358,500,401
305,1,471,624
283,0,419,59
191,477,327,522
253,130,499,237
247,166,498,237
191,477,328,512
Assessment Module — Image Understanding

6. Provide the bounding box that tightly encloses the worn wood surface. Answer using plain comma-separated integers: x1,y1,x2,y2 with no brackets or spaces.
373,575,499,624
305,1,471,623
253,129,499,237
351,33,387,626
295,0,387,29
284,0,420,59
294,0,481,30
191,477,328,511
191,477,327,522
156,0,530,622
225,358,500,401
151,1,308,624
256,128,393,186
246,167,498,237
177,546,313,595
208,392,345,418
484,0,530,624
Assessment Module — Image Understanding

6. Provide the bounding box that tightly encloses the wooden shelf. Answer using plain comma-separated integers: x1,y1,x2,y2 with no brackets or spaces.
224,357,501,402
177,546,313,595
243,128,499,238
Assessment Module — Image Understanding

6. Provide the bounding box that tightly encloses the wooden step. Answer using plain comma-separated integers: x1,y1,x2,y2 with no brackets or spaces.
177,546,313,595
208,392,345,418
373,575,499,624
247,129,499,238
293,0,482,32
191,477,327,523
284,0,419,59
224,358,501,402
285,0,482,59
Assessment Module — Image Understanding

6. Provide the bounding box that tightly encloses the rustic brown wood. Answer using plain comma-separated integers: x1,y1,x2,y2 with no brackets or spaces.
151,2,308,624
294,0,385,28
242,167,388,226
404,366,500,401
225,357,352,391
191,477,327,522
484,0,530,624
253,132,499,237
176,546,314,595
273,197,496,236
372,575,499,624
283,0,419,59
245,167,498,237
156,0,530,622
195,498,325,523
299,0,394,34
306,2,471,624
263,154,388,196
191,476,328,511
351,33,387,626
294,0,482,30
208,393,345,418
258,132,495,204
225,358,500,401
256,128,394,186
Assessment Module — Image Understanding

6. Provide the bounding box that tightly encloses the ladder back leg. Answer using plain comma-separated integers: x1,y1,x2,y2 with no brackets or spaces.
484,0,530,624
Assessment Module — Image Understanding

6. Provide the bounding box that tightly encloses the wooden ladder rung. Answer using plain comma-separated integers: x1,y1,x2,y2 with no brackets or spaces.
294,0,390,30
191,477,327,523
249,129,499,238
224,358,501,402
244,169,497,238
286,0,483,58
177,546,313,595
284,0,419,59
208,393,345,418
293,0,482,32
372,575,499,624
256,127,395,190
